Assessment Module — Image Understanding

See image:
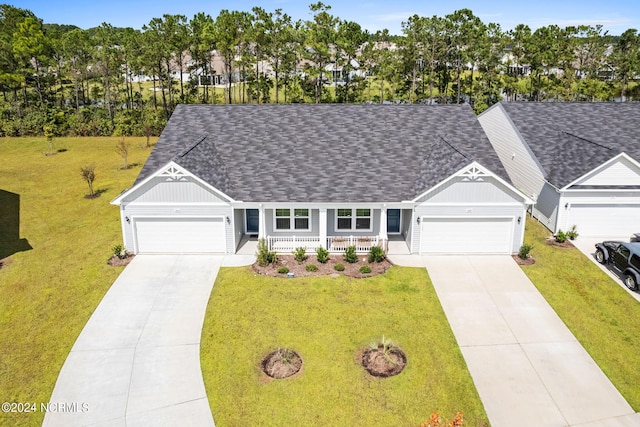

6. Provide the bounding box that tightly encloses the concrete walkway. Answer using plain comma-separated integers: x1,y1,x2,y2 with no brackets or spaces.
44,254,253,427
419,255,639,427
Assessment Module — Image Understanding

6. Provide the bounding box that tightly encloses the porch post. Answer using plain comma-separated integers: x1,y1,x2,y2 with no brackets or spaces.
319,208,327,249
258,205,266,240
379,206,388,244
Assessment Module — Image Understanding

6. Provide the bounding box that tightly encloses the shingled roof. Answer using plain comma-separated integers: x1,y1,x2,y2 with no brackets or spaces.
499,102,640,188
136,104,507,203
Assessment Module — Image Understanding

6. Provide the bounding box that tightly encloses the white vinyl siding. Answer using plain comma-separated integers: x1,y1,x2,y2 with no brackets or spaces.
478,105,546,200
573,157,640,186
121,176,229,204
420,217,513,254
134,217,226,253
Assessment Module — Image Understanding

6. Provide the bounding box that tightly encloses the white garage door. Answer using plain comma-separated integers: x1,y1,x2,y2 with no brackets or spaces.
420,217,513,254
567,204,640,237
135,217,227,253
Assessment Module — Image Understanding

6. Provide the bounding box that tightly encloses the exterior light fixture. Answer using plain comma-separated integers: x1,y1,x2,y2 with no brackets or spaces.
125,216,130,223
226,216,230,224
517,216,521,224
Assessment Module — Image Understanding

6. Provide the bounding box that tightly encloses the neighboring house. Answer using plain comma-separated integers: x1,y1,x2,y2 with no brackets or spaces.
478,102,640,237
111,104,531,255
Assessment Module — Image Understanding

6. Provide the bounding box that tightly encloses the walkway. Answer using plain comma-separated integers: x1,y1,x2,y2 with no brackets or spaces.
43,254,253,427
418,255,640,427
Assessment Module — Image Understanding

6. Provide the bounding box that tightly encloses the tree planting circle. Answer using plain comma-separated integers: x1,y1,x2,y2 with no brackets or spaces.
361,345,407,377
261,349,302,379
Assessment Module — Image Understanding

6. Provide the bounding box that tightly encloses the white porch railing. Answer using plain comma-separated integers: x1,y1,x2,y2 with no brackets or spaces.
327,236,381,253
266,235,386,253
267,236,322,253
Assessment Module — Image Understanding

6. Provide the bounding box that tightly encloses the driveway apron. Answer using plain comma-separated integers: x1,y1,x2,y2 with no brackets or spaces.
43,254,222,427
423,255,639,427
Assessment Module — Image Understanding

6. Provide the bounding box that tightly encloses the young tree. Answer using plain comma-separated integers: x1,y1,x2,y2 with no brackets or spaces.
115,138,130,169
80,165,96,197
43,124,54,155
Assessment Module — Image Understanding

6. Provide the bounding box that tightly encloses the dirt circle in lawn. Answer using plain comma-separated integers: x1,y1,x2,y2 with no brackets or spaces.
361,345,407,377
261,349,303,379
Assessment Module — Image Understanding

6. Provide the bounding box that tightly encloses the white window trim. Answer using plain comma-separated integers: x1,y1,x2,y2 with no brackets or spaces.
273,208,311,232
335,208,373,232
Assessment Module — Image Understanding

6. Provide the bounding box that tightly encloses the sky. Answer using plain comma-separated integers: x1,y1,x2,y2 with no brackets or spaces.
10,0,640,36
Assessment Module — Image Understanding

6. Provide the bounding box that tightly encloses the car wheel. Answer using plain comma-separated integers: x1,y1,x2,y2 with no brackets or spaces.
595,249,606,264
624,274,638,291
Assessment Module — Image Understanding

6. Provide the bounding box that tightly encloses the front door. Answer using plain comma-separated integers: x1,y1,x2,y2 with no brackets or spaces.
246,209,259,234
387,209,401,234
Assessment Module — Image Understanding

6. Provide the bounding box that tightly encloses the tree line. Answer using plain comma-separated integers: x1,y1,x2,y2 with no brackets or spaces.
1,2,639,137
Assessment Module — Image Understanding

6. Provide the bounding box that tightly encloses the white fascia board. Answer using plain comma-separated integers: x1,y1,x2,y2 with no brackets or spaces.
110,161,235,205
412,161,534,205
560,152,640,191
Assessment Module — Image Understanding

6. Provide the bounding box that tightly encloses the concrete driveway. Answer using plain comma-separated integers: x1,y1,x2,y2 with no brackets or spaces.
43,254,251,427
571,238,640,303
422,255,639,427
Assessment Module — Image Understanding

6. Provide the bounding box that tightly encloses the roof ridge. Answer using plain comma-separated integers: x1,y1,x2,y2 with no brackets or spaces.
560,130,612,151
438,135,469,159
175,135,208,159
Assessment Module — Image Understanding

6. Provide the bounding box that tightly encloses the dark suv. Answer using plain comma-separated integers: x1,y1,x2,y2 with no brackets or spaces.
595,241,640,291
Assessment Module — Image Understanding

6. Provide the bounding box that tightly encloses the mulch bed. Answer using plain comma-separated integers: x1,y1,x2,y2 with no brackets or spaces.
512,255,535,266
545,238,575,249
261,349,303,379
361,345,407,377
107,254,135,267
252,254,392,278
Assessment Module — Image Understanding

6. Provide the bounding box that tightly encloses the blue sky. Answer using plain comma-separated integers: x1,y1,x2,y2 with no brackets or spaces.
10,0,640,35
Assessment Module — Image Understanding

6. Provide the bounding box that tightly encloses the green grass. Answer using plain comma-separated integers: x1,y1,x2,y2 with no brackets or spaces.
201,266,489,427
0,137,153,426
520,217,640,410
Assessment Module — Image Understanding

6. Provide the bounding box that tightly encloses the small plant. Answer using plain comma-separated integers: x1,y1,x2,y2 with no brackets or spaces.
567,225,579,240
518,243,533,260
555,230,567,243
359,265,372,274
292,246,307,263
43,124,54,155
256,238,277,266
277,266,289,274
316,246,329,263
305,264,318,272
369,335,397,364
420,411,464,427
343,245,358,263
334,263,345,271
112,244,127,260
368,245,385,263
275,348,295,365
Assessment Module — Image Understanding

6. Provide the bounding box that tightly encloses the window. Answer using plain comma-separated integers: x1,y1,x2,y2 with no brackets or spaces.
336,208,372,231
275,208,310,231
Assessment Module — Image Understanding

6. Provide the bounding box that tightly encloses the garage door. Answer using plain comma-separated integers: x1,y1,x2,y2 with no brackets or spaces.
135,217,227,253
567,204,640,237
420,217,512,254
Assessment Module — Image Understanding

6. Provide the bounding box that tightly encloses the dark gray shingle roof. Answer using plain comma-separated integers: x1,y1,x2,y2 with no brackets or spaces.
136,104,507,202
499,102,640,188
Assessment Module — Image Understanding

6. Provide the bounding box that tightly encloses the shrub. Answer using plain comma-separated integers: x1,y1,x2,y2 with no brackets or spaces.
334,263,345,272
112,244,127,260
555,230,567,243
277,266,289,274
305,264,318,272
518,243,533,260
359,265,372,274
316,246,329,263
292,246,307,264
257,238,277,266
368,245,385,263
567,225,579,240
343,245,358,263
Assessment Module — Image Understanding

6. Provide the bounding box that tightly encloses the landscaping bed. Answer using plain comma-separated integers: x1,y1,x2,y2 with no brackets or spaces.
252,254,392,278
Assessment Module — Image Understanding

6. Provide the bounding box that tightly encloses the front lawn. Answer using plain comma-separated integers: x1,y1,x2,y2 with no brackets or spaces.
520,218,640,410
0,137,153,426
201,266,489,426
